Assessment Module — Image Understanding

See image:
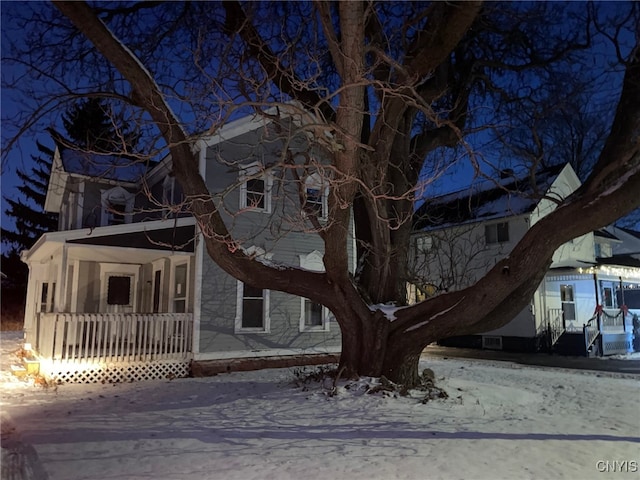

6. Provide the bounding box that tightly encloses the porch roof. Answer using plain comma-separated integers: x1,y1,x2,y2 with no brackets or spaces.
22,217,196,264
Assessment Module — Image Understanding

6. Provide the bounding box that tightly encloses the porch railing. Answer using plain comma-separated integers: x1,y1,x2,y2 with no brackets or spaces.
583,314,600,353
34,313,193,363
600,309,626,331
546,308,565,348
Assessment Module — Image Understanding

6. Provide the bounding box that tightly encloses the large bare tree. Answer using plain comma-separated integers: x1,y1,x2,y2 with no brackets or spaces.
3,1,639,386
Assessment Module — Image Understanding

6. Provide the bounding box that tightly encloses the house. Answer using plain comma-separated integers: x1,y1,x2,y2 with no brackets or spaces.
20,108,348,383
411,164,639,356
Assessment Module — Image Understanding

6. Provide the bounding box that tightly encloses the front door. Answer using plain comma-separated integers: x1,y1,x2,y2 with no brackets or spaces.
104,274,135,313
99,263,140,314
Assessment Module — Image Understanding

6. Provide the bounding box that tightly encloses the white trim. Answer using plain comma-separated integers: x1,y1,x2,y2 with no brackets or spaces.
69,259,80,313
99,263,140,313
151,258,165,313
193,345,341,362
235,280,271,334
192,232,204,354
144,104,300,184
54,245,67,313
22,216,196,263
100,186,135,226
239,160,273,213
299,297,331,332
303,172,329,220
169,258,190,313
298,250,330,332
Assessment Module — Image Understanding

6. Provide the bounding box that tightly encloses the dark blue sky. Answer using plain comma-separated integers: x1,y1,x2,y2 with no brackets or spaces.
1,2,637,253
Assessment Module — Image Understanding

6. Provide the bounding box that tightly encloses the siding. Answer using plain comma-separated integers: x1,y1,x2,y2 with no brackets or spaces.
198,255,341,354
198,124,343,354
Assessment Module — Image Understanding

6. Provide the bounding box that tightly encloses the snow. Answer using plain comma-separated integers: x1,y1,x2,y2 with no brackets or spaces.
1,330,639,480
405,298,466,333
369,303,401,321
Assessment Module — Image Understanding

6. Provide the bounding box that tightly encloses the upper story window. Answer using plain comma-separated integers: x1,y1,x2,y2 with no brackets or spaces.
415,235,433,255
485,222,509,245
101,186,134,227
162,176,185,218
108,202,127,225
303,173,328,219
240,162,272,213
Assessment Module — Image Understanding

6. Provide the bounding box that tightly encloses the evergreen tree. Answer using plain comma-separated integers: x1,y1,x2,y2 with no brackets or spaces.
61,98,140,154
1,141,59,251
1,98,139,324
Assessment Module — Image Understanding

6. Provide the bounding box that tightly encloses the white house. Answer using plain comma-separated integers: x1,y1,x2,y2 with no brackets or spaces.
411,164,638,356
20,109,350,383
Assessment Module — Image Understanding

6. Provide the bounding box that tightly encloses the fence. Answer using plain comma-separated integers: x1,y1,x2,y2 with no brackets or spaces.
34,312,193,364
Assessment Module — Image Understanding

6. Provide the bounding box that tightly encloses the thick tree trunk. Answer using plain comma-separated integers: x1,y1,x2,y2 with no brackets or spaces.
334,303,425,387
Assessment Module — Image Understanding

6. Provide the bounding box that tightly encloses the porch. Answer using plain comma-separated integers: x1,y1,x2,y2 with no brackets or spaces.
20,219,198,383
25,312,193,383
547,307,635,356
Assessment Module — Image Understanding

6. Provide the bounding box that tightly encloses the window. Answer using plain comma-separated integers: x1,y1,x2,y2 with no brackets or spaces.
304,188,323,216
240,162,271,212
299,250,330,332
560,284,576,322
100,186,134,226
300,296,330,332
416,236,433,254
600,281,617,309
236,282,269,332
304,300,323,327
39,282,55,313
152,270,162,313
173,263,188,313
246,178,266,209
99,264,139,312
108,202,127,225
107,276,131,305
303,173,328,219
485,222,509,244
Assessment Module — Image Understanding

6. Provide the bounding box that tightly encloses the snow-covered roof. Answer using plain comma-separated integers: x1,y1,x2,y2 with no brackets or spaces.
413,164,566,231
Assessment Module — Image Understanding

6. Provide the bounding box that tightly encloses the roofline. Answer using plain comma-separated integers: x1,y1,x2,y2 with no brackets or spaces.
145,102,316,184
414,211,532,234
22,216,196,263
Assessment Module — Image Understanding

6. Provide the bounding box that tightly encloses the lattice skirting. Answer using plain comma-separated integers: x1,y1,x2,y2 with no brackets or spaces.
601,332,633,356
40,360,190,384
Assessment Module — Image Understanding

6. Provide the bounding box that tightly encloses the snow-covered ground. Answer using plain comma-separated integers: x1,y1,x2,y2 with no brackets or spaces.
1,330,639,480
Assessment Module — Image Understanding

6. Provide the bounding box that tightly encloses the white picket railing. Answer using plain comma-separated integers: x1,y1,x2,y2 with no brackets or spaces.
33,313,193,363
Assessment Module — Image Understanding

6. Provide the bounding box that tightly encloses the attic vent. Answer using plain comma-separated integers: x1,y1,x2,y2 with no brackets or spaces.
482,336,503,350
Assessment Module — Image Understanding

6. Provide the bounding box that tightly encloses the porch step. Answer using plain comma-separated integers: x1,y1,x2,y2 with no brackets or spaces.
10,365,27,378
23,358,40,376
11,358,40,378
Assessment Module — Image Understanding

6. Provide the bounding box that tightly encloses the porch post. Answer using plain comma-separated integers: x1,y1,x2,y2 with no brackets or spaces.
593,272,601,332
54,244,68,313
23,263,36,342
192,231,203,355
619,276,626,332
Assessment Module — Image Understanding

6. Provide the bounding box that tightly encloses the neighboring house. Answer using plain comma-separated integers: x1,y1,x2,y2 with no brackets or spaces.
411,164,639,356
20,109,347,383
